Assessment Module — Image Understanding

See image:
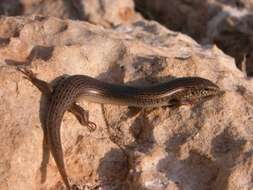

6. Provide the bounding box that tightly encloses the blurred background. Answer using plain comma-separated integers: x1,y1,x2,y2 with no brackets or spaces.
0,0,252,76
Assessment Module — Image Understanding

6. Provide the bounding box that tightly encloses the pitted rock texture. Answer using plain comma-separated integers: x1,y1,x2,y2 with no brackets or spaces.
0,16,253,190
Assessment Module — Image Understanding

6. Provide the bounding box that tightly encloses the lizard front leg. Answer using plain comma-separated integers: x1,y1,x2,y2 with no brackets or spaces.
68,103,97,132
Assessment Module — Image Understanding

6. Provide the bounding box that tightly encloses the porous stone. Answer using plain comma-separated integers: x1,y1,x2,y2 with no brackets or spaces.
0,16,253,190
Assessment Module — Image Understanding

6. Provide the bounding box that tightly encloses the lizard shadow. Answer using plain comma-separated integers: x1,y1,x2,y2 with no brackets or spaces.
5,45,54,66
37,89,50,183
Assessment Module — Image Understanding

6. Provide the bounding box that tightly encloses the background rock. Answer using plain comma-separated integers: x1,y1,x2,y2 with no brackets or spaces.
0,15,253,190
0,0,79,19
134,0,253,76
72,0,141,27
0,0,141,27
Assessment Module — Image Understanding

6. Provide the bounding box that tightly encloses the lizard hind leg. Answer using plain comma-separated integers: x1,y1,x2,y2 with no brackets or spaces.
17,67,97,130
68,103,97,132
16,67,53,95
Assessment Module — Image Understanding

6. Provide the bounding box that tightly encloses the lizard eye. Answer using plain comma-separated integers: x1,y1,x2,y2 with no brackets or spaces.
203,88,212,95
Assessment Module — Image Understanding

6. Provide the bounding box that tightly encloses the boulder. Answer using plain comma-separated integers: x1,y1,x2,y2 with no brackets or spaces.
0,16,253,190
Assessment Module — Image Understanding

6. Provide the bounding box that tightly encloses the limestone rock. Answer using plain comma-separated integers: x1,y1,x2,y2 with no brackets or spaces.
0,16,253,190
134,0,253,76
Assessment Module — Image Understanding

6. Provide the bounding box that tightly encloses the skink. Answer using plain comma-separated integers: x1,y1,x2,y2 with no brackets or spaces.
17,68,223,190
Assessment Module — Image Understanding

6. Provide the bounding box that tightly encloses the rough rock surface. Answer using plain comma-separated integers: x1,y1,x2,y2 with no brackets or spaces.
135,0,253,76
0,16,253,190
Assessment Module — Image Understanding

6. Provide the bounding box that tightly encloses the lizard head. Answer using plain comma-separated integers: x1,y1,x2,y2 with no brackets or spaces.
167,77,224,106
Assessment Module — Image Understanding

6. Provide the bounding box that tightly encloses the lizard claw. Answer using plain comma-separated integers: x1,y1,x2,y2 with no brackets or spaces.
87,121,97,132
16,66,37,81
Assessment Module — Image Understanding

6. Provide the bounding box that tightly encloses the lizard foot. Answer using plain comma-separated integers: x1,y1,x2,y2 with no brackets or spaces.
16,66,37,81
68,103,97,132
16,66,53,94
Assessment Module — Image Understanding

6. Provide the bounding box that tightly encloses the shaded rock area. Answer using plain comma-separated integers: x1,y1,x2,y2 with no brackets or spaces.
0,0,79,19
134,0,253,76
0,15,253,190
0,0,141,27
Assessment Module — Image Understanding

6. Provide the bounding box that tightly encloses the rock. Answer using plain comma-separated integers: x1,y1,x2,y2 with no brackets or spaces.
0,0,141,27
0,16,253,190
0,0,79,19
134,0,253,76
72,0,142,27
204,1,253,76
134,0,209,41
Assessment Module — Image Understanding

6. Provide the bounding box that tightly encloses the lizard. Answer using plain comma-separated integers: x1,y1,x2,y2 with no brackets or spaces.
17,67,223,190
